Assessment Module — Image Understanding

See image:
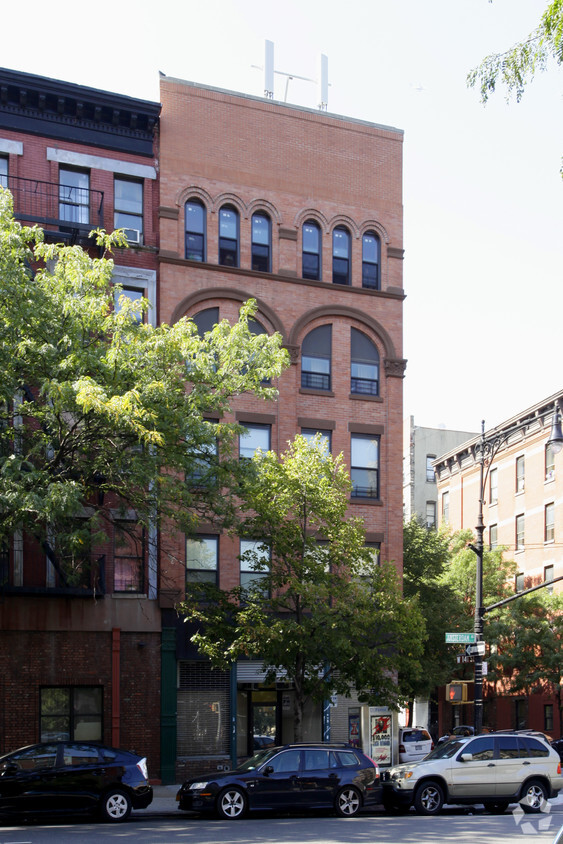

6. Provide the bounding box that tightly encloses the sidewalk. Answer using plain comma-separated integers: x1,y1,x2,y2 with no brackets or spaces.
133,784,181,817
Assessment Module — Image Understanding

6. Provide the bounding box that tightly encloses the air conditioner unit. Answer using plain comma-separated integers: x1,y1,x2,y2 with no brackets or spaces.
123,228,142,245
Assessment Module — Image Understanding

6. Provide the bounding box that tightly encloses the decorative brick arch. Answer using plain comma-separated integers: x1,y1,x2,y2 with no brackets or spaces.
176,185,213,210
288,304,397,360
170,287,287,339
328,214,360,240
293,208,330,234
359,219,390,245
246,198,282,226
212,193,247,217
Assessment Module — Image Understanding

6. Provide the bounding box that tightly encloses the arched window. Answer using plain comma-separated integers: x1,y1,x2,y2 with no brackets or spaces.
251,212,271,273
362,231,380,289
185,200,206,261
332,226,350,285
351,328,379,396
302,220,321,280
219,205,239,267
301,325,332,391
192,307,218,336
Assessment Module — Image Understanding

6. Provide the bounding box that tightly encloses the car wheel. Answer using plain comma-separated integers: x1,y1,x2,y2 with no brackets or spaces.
487,802,509,814
100,789,132,822
217,786,247,820
335,786,361,817
414,780,444,816
520,779,549,813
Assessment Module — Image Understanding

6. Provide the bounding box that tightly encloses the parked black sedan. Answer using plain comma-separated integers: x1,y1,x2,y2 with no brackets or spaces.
0,742,152,822
177,743,381,819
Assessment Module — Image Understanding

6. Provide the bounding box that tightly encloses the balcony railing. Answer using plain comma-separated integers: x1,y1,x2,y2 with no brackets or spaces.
0,554,106,597
5,175,104,240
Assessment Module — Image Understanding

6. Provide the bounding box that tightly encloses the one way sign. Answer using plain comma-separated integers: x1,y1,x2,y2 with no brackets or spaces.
465,641,486,657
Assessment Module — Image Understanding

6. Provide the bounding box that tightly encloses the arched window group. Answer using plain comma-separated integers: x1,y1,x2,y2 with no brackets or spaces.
300,325,380,397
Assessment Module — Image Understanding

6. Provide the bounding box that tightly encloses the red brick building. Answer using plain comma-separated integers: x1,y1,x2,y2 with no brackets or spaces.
0,69,162,775
157,77,406,778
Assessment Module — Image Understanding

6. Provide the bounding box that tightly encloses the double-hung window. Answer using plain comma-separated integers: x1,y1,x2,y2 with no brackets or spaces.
545,503,554,543
219,205,239,266
332,227,351,284
302,221,321,280
489,468,498,504
239,539,270,593
251,213,271,272
442,491,450,522
362,231,380,289
239,423,271,459
185,200,206,261
301,325,331,391
426,455,436,483
0,156,7,188
40,686,102,742
350,434,379,499
301,428,332,453
546,444,555,481
515,455,525,493
114,522,144,593
186,535,218,585
350,328,379,396
489,524,498,549
515,514,525,551
59,167,90,225
114,177,143,243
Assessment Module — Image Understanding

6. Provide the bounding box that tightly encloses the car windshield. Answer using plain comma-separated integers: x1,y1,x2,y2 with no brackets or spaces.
423,738,469,760
236,748,280,772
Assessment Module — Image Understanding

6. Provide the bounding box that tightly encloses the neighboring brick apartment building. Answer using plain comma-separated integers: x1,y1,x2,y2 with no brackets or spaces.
0,69,162,774
434,391,562,737
157,77,406,778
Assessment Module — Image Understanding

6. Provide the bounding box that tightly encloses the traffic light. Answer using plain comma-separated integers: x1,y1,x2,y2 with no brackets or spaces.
446,682,467,703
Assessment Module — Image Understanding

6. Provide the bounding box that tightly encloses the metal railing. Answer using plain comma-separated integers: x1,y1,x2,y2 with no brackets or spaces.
5,175,104,235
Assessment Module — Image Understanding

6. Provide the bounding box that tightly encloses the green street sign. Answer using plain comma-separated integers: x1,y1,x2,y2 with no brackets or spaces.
445,632,476,644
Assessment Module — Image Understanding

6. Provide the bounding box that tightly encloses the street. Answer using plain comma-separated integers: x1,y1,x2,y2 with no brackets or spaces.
0,804,561,844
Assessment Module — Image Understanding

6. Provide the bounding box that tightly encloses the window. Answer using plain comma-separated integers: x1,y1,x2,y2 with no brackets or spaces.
219,205,239,267
302,220,321,280
442,491,450,522
188,422,218,487
114,177,143,241
301,325,331,391
114,522,144,592
365,542,381,565
186,535,218,585
489,468,498,504
465,736,494,761
544,704,554,732
59,167,89,225
546,443,555,481
350,434,379,499
426,501,436,528
185,200,206,261
114,286,145,322
516,572,525,592
239,539,270,592
301,428,332,453
332,227,350,284
362,231,380,289
515,455,525,493
350,329,379,396
40,686,102,742
251,212,271,272
545,503,555,543
544,564,554,593
192,307,219,336
239,423,271,459
489,524,498,549
515,514,524,551
0,156,7,188
426,455,436,483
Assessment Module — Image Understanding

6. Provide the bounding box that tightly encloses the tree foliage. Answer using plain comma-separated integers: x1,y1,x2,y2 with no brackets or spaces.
467,0,563,104
180,435,425,740
0,190,289,581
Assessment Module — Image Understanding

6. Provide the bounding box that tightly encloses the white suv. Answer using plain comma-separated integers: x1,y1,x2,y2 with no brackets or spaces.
382,732,563,816
398,727,433,763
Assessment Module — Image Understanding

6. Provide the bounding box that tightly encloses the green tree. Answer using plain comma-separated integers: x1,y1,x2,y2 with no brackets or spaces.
486,591,563,735
402,518,465,719
180,435,425,741
467,1,563,105
0,190,289,582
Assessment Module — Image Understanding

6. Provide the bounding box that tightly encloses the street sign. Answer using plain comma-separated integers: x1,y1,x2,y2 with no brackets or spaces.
457,655,473,664
465,641,486,657
445,632,476,644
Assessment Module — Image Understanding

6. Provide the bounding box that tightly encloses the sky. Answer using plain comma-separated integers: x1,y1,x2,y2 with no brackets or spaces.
2,0,561,432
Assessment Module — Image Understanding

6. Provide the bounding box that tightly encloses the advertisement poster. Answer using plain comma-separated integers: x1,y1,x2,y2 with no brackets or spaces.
369,707,392,766
348,709,361,748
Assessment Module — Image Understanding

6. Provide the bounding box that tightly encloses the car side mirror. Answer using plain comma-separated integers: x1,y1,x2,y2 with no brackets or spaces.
1,763,18,776
264,765,274,776
460,753,473,762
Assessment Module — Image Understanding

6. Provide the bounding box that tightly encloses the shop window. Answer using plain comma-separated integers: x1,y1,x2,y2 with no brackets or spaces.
350,328,379,396
301,325,331,391
185,200,206,261
302,220,321,280
40,686,102,742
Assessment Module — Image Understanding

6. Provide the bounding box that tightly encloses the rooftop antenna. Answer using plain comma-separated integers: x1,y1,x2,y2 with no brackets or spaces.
252,42,330,109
